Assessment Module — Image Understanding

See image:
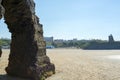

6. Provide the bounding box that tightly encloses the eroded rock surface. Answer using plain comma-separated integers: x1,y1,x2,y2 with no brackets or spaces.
0,0,4,19
1,0,55,80
0,46,2,57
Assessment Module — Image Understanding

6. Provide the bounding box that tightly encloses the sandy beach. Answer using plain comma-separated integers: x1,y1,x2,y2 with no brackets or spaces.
1,49,120,80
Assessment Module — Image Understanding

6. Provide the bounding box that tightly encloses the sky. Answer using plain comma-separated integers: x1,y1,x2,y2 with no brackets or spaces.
0,0,120,40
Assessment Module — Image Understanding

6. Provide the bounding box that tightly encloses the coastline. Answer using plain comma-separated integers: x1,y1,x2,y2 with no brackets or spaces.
1,49,120,80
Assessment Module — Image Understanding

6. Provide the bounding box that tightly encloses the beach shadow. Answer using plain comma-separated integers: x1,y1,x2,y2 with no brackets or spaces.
0,74,30,80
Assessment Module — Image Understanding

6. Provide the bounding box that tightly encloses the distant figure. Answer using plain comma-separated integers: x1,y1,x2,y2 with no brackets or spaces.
0,46,2,57
109,34,114,43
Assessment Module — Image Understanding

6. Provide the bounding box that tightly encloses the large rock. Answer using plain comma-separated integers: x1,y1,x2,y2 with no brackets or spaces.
1,0,55,80
0,46,2,57
0,0,4,19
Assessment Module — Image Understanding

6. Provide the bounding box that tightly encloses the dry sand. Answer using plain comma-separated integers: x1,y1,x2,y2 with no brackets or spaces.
1,49,120,80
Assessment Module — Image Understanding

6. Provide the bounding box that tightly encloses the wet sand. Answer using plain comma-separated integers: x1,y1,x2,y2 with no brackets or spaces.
1,49,120,80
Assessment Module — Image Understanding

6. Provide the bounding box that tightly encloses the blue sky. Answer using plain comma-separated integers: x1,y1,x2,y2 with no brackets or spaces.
0,0,120,40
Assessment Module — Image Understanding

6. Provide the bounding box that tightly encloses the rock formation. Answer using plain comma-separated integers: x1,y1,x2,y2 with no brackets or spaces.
1,0,55,80
0,46,2,57
0,0,4,19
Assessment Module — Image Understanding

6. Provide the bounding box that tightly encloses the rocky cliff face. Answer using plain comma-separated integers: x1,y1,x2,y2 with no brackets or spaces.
1,0,55,80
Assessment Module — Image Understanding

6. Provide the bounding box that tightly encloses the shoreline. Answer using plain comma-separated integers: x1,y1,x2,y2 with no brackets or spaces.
1,49,120,80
